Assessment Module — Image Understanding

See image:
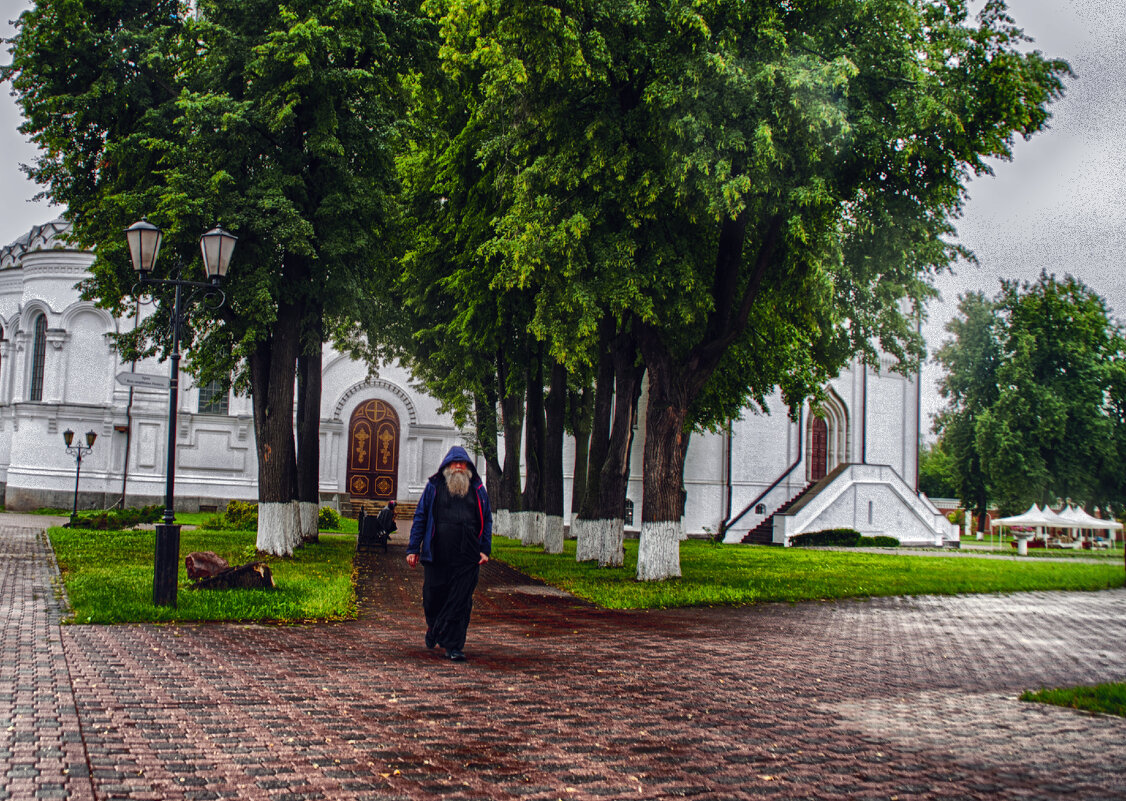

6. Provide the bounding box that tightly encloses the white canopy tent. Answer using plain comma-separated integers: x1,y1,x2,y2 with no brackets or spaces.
990,504,1082,553
1059,505,1122,550
1040,506,1081,534
992,504,1053,530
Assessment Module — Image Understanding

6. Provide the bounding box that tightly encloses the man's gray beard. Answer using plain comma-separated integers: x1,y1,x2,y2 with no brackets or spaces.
444,467,471,498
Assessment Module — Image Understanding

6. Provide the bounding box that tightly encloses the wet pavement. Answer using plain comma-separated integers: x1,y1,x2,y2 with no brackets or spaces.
2,516,1125,800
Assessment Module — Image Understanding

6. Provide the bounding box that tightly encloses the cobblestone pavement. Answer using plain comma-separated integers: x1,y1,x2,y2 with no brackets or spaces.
4,519,1126,800
0,522,93,800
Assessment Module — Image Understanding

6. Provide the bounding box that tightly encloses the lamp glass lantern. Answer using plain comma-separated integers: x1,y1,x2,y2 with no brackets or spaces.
63,428,74,447
85,430,97,448
125,219,163,276
199,226,238,282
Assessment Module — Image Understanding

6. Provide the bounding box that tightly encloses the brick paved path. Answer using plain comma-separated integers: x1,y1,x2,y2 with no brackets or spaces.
5,519,1126,800
0,523,93,800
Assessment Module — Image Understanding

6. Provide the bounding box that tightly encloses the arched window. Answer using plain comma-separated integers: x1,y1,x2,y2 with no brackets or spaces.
29,314,47,401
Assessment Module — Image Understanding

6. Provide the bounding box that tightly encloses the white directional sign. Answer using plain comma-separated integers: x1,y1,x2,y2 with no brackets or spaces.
115,372,170,390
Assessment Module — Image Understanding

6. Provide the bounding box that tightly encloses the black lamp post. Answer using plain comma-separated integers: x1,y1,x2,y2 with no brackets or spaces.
62,428,97,527
126,219,237,607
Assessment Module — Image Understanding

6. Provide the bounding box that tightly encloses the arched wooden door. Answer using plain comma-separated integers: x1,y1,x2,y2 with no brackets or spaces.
347,400,400,501
810,417,829,481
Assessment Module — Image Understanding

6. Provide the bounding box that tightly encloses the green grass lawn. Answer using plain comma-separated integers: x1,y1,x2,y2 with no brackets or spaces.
492,537,1125,609
169,510,359,534
48,526,1126,623
1021,683,1126,717
50,527,358,624
959,542,1121,559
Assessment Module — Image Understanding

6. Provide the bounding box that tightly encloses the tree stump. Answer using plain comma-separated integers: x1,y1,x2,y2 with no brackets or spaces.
191,562,275,590
185,551,229,580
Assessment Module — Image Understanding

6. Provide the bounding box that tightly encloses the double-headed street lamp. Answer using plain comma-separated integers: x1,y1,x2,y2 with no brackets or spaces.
126,219,237,607
62,428,97,527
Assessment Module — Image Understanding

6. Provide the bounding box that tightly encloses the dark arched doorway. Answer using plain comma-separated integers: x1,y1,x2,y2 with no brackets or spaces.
810,416,829,481
347,399,400,501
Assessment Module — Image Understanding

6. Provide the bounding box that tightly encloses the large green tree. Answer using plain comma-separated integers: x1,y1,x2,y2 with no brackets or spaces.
934,291,1001,533
935,274,1126,518
976,274,1123,512
1102,345,1126,513
6,0,422,554
918,439,959,501
418,0,1068,579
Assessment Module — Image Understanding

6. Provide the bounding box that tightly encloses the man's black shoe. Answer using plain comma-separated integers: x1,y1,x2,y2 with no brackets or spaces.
446,649,466,662
425,630,436,649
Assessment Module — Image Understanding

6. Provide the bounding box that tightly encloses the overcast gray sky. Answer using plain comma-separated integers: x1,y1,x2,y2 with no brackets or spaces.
2,0,1124,432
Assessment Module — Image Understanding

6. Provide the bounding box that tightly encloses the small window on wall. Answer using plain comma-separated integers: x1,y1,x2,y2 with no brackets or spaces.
29,314,47,401
197,380,229,415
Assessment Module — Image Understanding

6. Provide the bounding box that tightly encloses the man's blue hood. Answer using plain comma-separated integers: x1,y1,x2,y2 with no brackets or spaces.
431,445,481,482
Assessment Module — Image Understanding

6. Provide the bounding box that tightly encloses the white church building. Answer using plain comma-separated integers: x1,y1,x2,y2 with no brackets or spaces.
0,219,953,545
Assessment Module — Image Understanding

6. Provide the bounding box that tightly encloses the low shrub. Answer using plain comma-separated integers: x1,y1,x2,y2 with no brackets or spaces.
318,506,341,529
202,500,259,531
790,528,862,547
860,535,901,547
74,505,163,531
225,500,259,529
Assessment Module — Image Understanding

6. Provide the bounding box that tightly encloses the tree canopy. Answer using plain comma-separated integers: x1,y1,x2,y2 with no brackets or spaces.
6,0,427,552
918,439,960,500
401,0,1070,578
7,1,1074,576
976,274,1124,512
934,290,1001,529
936,274,1126,515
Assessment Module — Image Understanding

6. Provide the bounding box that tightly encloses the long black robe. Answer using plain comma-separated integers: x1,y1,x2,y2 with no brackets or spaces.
423,479,482,650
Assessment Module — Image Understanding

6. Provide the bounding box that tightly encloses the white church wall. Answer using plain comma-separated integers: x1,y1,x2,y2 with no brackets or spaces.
4,402,112,510
62,307,116,405
718,396,805,540
20,250,93,316
774,463,948,546
831,363,864,464
0,220,933,534
865,361,912,484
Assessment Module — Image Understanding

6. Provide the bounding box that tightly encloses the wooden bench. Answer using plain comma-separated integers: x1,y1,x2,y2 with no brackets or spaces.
348,498,418,522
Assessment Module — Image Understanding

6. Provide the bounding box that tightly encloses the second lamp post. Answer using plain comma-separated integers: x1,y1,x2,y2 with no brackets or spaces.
125,219,237,608
62,428,96,527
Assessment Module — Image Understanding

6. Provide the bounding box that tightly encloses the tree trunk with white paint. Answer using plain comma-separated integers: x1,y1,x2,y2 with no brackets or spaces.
497,365,524,523
637,520,683,580
258,501,301,558
295,310,322,545
475,390,504,530
572,517,598,562
523,510,545,547
522,354,546,534
494,508,512,538
635,355,691,581
595,518,625,567
575,324,642,566
250,296,300,557
298,501,319,543
543,363,566,554
542,514,564,554
512,510,533,544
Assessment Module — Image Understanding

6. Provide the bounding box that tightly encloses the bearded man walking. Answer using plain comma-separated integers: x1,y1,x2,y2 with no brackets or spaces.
406,446,492,661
